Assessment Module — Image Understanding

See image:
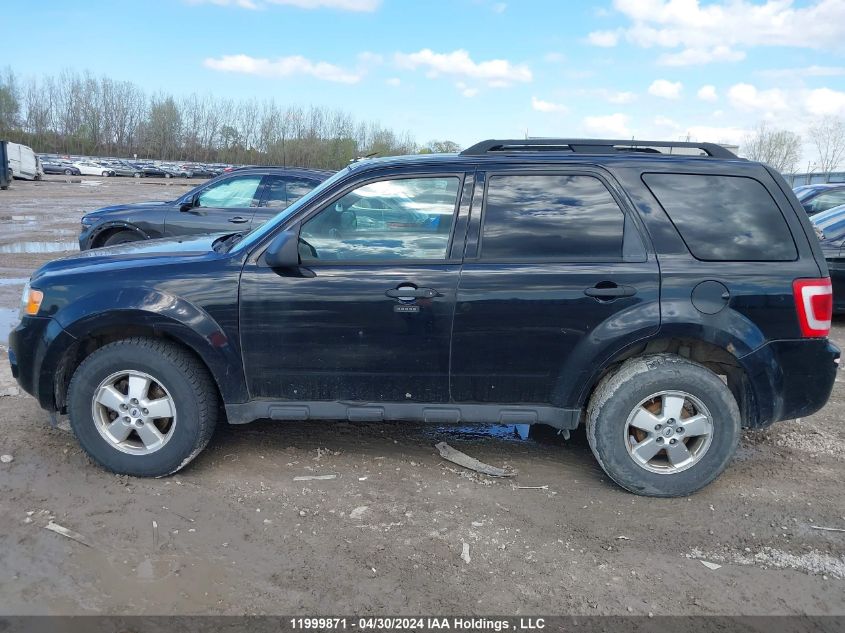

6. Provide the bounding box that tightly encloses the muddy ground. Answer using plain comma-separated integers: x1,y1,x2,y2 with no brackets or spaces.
0,177,843,616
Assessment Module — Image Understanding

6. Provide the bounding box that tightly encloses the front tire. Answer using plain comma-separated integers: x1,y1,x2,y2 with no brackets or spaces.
587,354,740,497
102,230,143,247
67,338,218,477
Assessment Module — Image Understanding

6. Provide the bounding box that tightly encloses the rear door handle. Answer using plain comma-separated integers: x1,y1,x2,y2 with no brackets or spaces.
229,216,249,224
386,287,439,299
584,285,637,298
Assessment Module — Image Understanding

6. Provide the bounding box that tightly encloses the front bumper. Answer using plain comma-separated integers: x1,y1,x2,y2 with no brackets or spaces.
741,338,840,426
9,315,76,411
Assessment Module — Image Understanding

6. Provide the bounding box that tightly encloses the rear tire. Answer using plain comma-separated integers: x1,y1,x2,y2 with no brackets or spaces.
67,338,218,477
103,230,143,246
64,168,72,175
587,354,740,497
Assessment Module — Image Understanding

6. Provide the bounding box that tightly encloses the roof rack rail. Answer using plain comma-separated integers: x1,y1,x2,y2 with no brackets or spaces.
460,138,739,159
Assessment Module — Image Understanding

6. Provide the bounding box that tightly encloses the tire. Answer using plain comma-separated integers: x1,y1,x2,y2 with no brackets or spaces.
103,230,143,247
165,173,172,179
102,171,110,177
64,168,72,175
586,354,740,497
134,172,141,178
67,338,218,477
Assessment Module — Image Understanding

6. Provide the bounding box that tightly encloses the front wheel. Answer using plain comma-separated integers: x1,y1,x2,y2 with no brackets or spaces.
64,168,73,175
587,354,740,497
103,230,143,247
102,171,110,177
67,338,218,477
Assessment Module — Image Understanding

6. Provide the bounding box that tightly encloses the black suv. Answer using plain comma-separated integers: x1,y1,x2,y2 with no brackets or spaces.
78,167,331,249
9,139,839,497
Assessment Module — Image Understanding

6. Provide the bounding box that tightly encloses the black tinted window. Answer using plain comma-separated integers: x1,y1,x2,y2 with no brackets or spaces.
481,174,625,260
643,173,796,261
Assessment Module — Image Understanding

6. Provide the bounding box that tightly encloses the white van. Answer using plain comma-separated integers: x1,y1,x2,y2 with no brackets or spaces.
7,142,43,180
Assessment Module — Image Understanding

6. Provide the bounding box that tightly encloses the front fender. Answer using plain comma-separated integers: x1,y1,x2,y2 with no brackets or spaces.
86,221,155,248
53,287,247,404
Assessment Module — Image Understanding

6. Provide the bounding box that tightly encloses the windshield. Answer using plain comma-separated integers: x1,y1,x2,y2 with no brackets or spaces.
231,167,351,253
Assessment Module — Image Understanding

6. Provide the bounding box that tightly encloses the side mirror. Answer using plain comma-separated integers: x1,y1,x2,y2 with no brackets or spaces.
264,230,300,269
180,194,198,212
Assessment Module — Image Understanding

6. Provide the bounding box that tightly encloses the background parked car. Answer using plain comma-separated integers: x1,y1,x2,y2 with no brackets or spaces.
74,161,115,177
810,203,845,313
42,160,81,175
6,142,42,180
101,161,144,177
794,183,845,216
79,167,332,248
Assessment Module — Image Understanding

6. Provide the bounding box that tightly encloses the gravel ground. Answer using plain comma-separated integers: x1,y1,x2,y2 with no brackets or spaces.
0,177,843,616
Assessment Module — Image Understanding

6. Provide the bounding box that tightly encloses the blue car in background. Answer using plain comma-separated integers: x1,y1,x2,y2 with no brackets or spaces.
795,183,845,216
811,204,845,313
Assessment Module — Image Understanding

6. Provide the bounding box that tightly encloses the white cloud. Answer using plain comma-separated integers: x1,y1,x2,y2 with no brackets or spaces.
761,65,845,79
203,54,363,83
531,97,568,113
608,91,637,104
583,113,631,137
697,85,718,102
491,2,507,13
385,77,401,87
727,83,788,112
456,82,479,98
395,49,532,86
648,79,682,99
188,0,380,9
658,45,745,66
597,0,845,65
587,30,619,47
805,88,845,116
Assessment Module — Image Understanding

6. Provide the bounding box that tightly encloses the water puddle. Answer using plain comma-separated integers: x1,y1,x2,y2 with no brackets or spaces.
0,242,78,254
0,278,28,286
0,308,20,346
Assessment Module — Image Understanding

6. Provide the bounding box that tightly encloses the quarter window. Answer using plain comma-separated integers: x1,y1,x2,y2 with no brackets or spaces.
481,174,626,260
643,173,797,261
260,176,320,208
299,177,460,262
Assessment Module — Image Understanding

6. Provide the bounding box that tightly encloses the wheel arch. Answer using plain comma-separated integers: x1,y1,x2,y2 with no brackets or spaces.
88,222,151,248
577,333,765,429
50,296,247,414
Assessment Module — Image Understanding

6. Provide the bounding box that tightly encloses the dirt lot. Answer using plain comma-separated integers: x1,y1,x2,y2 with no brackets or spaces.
0,177,843,616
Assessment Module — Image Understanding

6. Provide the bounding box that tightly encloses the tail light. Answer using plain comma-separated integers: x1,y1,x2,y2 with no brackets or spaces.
793,278,832,338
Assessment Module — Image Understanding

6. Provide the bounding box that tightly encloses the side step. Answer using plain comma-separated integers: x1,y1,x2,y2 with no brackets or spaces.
225,400,581,430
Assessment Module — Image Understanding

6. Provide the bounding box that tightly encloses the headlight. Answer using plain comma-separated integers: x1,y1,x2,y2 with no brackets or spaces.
20,282,44,317
81,215,96,227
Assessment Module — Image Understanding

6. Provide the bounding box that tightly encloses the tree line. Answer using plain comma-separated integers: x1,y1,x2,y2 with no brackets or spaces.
741,117,845,175
0,68,458,169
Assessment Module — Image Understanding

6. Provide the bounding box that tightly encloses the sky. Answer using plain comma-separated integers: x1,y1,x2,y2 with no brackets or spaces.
5,0,845,165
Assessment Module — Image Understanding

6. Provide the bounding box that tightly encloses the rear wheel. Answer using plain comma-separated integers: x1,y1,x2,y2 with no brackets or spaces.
587,354,740,497
67,338,218,477
102,230,143,247
64,168,73,175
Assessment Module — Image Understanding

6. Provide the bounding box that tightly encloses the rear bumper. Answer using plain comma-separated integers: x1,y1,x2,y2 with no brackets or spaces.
741,338,839,426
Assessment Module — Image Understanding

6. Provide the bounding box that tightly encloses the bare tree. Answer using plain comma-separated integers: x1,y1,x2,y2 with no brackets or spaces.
421,140,462,153
808,116,845,175
742,122,802,174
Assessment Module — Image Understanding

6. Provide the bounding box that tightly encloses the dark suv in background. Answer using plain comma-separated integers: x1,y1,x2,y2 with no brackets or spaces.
78,167,331,249
10,139,838,497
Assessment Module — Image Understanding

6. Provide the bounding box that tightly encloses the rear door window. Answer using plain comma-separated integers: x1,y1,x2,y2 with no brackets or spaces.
642,173,797,261
480,174,626,261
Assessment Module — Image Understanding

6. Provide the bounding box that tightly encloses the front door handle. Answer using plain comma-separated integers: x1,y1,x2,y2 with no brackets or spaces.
229,216,249,224
584,284,637,299
386,286,439,299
